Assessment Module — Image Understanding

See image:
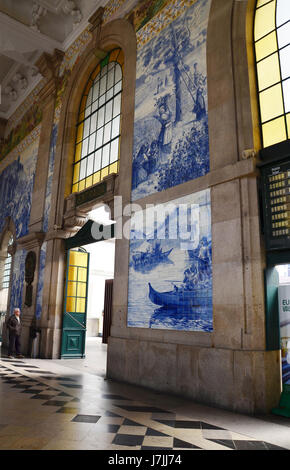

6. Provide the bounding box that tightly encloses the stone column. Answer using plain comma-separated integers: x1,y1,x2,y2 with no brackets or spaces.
16,232,45,356
28,49,64,233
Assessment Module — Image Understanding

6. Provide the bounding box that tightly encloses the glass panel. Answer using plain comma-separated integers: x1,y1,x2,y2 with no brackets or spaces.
90,112,97,133
92,81,100,102
115,63,122,83
87,153,94,176
85,175,92,188
101,64,108,78
93,171,101,184
74,143,82,162
81,138,88,159
76,298,86,313
105,100,113,123
283,78,290,113
76,123,84,143
79,180,85,192
88,133,96,154
255,31,277,61
99,75,107,96
72,183,78,193
87,87,93,106
111,116,120,139
110,138,119,163
102,143,110,168
259,83,284,122
92,100,98,113
106,88,114,102
257,0,273,6
113,94,121,117
68,266,78,281
114,81,122,95
77,283,87,298
73,163,80,184
83,119,90,139
97,107,105,129
94,149,102,172
107,66,115,89
277,22,290,49
78,267,87,281
79,159,87,180
279,44,290,80
276,0,290,27
103,122,112,144
257,53,280,90
262,116,287,146
109,161,119,174
76,253,88,268
254,1,276,41
101,166,109,179
66,297,76,313
99,94,106,108
96,128,104,148
67,281,77,297
84,106,91,119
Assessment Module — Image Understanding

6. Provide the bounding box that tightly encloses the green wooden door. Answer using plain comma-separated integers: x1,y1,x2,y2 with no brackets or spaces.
61,248,90,358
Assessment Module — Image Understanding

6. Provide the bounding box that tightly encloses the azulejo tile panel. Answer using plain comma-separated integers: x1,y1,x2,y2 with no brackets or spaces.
132,0,211,201
127,190,213,331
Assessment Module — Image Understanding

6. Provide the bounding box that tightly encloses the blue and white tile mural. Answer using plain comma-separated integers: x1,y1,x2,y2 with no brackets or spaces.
132,0,211,201
127,189,212,331
9,249,26,316
43,123,58,233
0,140,39,238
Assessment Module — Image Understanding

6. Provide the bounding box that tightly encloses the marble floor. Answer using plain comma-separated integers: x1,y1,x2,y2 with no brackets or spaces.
0,337,289,451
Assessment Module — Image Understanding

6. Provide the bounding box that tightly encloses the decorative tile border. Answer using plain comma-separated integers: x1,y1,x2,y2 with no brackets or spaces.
0,124,41,173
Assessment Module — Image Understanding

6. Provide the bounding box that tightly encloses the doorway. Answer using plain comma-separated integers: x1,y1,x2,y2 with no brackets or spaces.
276,264,290,386
61,205,115,365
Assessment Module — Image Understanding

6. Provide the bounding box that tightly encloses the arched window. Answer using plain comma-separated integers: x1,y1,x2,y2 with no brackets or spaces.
254,0,290,148
0,233,14,311
72,48,124,193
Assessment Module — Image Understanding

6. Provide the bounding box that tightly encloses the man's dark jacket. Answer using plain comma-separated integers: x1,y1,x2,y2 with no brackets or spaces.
6,315,21,336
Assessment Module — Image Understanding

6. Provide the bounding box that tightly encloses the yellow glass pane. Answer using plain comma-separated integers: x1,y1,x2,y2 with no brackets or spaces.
78,267,87,282
101,166,109,180
287,114,290,138
79,96,87,113
109,161,119,174
110,49,121,62
259,83,284,122
84,80,93,96
72,252,88,268
255,31,277,61
254,1,276,42
257,0,272,6
76,123,84,143
262,116,287,147
74,143,82,163
68,265,78,281
78,179,85,192
91,64,100,81
73,163,80,184
76,298,86,313
67,281,77,297
85,175,92,188
66,297,76,313
93,171,101,184
72,183,78,193
77,282,87,298
257,53,280,91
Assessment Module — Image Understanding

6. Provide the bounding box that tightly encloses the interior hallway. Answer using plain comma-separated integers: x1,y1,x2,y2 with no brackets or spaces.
0,337,289,451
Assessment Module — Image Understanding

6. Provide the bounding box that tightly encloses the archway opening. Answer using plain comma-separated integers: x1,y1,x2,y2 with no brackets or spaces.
0,232,14,346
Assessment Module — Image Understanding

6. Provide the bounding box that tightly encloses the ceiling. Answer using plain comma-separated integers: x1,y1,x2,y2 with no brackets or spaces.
0,0,109,121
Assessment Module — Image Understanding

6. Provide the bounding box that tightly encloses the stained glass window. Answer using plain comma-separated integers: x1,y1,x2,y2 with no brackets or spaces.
72,49,124,193
254,0,290,147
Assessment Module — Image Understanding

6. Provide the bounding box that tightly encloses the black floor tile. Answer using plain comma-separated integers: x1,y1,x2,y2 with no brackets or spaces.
117,405,168,413
173,438,201,449
123,418,146,427
104,411,122,418
233,440,268,450
145,428,169,437
60,383,83,388
153,419,176,428
21,389,44,394
99,424,120,433
112,434,144,447
208,439,236,450
71,414,101,423
200,422,226,431
102,394,129,400
264,442,287,450
42,400,68,407
142,446,171,450
175,420,202,429
30,394,55,400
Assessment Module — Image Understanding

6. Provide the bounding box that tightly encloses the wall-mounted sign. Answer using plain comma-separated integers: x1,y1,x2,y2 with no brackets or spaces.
261,160,290,250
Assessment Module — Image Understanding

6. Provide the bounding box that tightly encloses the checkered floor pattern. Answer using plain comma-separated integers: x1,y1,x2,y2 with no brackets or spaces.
0,359,286,450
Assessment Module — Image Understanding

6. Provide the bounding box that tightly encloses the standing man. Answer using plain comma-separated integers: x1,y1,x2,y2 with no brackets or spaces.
7,308,24,359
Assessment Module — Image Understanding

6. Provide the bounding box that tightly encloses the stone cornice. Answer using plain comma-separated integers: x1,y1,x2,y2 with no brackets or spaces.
16,232,45,251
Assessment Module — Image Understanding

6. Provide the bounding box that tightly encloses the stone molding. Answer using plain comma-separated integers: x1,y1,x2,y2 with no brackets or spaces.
16,232,45,251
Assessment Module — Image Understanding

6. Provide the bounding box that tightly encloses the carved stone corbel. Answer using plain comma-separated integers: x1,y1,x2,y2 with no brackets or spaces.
88,7,105,47
35,49,65,106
